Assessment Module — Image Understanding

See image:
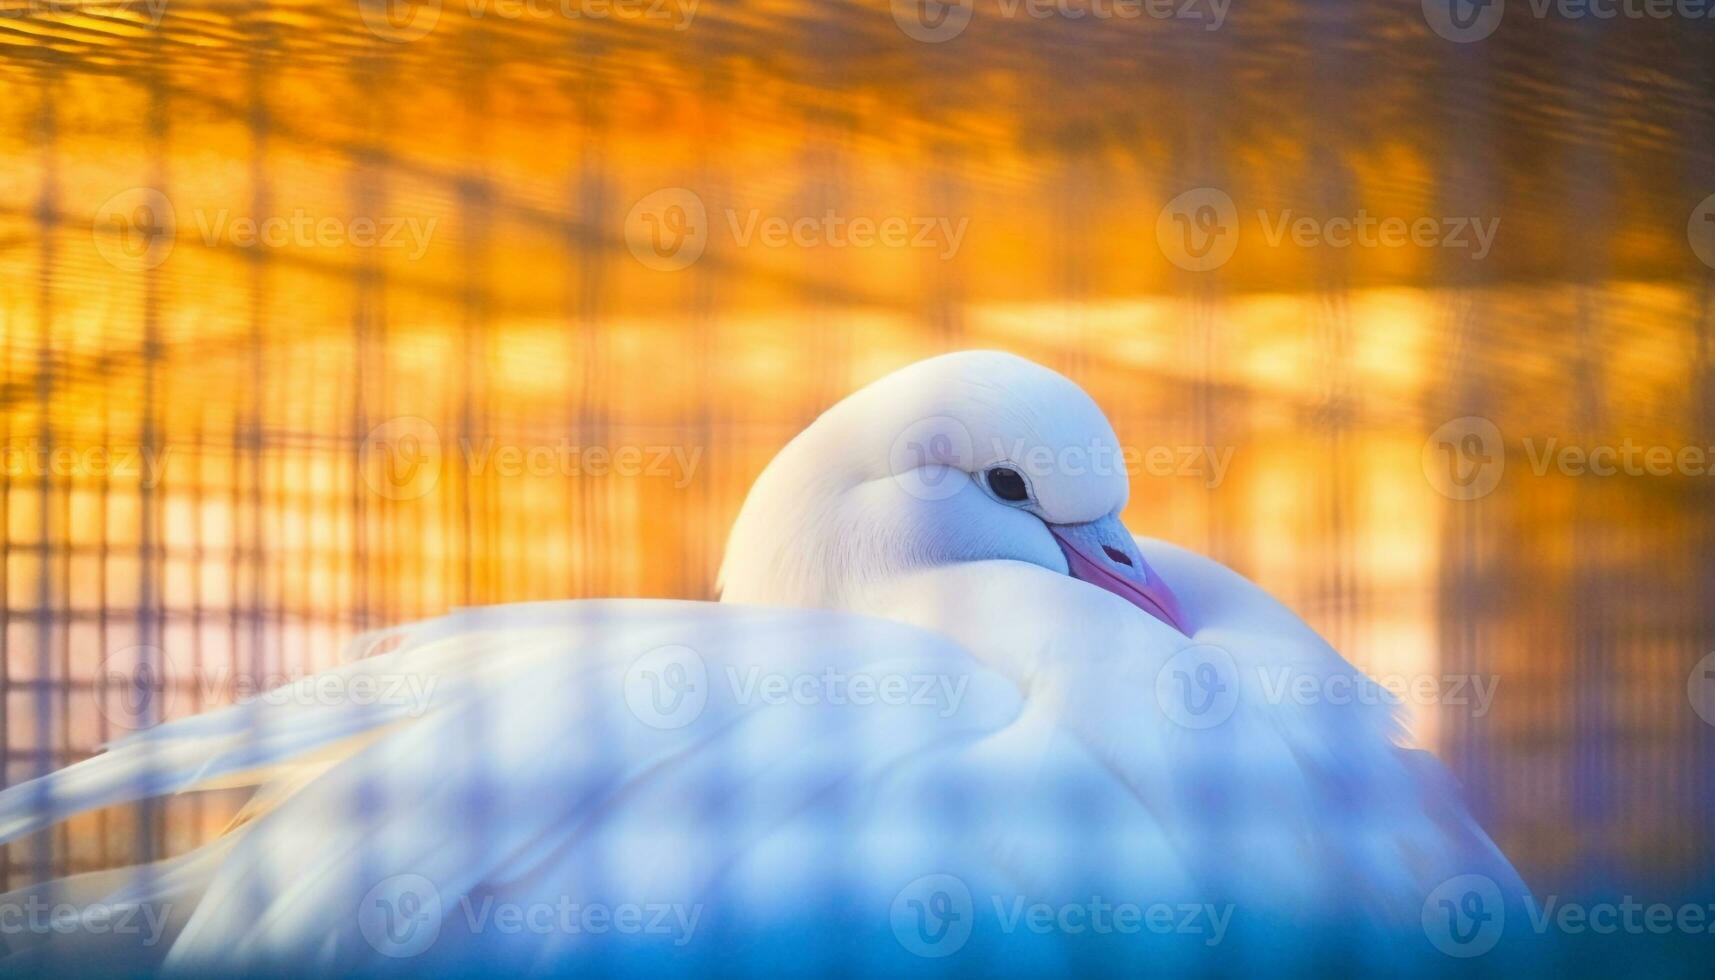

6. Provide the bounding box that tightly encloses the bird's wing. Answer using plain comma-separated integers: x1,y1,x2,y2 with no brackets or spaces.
1132,538,1530,915
867,547,1529,936
1,600,1214,977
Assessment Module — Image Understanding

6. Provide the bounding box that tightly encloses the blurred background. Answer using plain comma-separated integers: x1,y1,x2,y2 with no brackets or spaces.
0,0,1712,917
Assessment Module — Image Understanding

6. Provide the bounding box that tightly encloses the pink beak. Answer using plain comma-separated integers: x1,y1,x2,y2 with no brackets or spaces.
1048,517,1190,636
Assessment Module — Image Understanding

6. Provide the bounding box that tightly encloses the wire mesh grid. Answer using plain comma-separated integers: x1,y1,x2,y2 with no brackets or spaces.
0,0,1712,927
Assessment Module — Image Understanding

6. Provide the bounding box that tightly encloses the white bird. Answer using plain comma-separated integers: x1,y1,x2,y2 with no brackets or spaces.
0,351,1527,976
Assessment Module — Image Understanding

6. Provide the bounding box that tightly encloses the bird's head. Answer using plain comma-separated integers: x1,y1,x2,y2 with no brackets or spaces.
719,351,1187,634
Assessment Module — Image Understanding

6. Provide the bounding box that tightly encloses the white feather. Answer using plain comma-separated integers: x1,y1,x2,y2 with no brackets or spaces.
0,352,1527,975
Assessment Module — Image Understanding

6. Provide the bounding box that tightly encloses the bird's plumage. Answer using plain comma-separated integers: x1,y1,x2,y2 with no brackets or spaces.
0,351,1527,975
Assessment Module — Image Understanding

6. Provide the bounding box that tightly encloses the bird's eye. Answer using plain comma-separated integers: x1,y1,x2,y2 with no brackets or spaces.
985,466,1030,503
